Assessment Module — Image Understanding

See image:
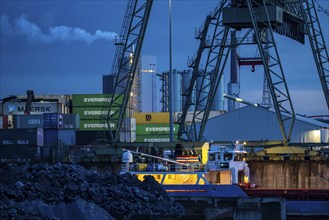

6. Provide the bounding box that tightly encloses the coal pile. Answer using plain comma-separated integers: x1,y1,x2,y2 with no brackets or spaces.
0,163,186,219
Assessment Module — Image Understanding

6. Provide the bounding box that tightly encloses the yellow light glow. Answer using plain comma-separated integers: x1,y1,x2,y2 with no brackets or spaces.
135,173,206,185
220,170,231,184
141,69,155,73
244,175,249,184
129,53,133,65
201,142,209,164
305,130,321,143
163,174,198,185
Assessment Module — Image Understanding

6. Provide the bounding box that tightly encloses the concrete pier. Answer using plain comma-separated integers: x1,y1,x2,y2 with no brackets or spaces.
248,160,329,189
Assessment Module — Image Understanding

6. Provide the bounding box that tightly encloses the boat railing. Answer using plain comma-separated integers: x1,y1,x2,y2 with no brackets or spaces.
121,163,205,173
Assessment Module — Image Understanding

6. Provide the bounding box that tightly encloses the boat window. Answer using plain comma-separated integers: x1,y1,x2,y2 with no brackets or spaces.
209,153,216,161
224,153,233,161
234,153,246,161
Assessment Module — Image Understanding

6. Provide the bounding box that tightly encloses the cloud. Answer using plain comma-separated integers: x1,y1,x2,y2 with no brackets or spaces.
0,15,12,35
1,14,117,44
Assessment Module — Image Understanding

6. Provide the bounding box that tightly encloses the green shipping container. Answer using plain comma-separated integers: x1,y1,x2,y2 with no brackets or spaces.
79,119,116,131
72,94,124,107
136,124,179,135
73,106,120,120
136,135,177,143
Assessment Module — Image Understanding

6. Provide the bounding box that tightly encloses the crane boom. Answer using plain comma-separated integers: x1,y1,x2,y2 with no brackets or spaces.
177,0,231,141
299,0,329,110
106,0,153,144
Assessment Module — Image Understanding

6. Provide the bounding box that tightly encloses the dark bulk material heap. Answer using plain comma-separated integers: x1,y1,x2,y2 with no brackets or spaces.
0,163,186,219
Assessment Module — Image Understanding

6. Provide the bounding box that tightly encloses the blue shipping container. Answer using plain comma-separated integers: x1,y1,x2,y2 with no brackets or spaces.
14,114,44,129
44,113,63,129
44,129,76,146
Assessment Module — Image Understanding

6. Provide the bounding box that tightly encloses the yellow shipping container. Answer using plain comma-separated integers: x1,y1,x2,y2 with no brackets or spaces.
134,112,169,124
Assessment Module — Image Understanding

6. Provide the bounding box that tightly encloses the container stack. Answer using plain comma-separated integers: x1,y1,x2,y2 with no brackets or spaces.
134,112,178,142
43,113,78,147
0,96,79,162
72,94,122,144
0,113,79,148
0,113,79,163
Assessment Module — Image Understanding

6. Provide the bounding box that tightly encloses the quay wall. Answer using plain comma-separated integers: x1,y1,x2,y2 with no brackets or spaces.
248,161,329,189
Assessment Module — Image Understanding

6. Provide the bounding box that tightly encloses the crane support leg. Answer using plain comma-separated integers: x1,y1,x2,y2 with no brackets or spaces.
246,0,295,144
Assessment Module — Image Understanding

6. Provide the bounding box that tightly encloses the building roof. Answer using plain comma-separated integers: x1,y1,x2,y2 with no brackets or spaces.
224,105,329,129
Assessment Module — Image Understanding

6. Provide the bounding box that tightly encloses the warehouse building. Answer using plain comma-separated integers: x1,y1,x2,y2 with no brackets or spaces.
201,106,329,144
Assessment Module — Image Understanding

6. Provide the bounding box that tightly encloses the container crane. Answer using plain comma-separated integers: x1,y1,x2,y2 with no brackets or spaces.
178,0,328,145
177,0,232,142
299,0,329,110
243,0,296,144
105,0,153,144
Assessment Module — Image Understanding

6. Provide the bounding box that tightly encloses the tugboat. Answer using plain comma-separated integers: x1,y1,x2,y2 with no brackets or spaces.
121,142,250,186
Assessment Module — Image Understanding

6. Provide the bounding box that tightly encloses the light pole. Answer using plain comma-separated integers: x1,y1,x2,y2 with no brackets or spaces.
150,63,156,112
169,0,174,142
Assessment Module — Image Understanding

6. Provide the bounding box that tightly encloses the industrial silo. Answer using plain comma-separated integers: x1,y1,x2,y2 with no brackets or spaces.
173,69,182,112
181,69,195,112
211,73,224,111
141,55,157,112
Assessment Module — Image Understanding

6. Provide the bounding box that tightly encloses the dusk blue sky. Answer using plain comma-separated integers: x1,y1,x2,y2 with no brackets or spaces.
1,0,328,116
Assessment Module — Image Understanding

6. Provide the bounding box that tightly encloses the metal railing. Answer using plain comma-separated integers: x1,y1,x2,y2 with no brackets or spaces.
121,163,204,173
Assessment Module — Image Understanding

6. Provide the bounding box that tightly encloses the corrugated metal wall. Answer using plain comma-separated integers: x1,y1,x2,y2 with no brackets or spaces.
202,106,329,143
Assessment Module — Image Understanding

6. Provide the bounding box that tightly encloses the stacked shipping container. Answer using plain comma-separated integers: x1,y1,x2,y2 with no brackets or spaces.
0,113,79,161
134,112,178,142
1,95,180,147
0,113,79,147
72,94,122,131
72,94,127,144
43,113,77,147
